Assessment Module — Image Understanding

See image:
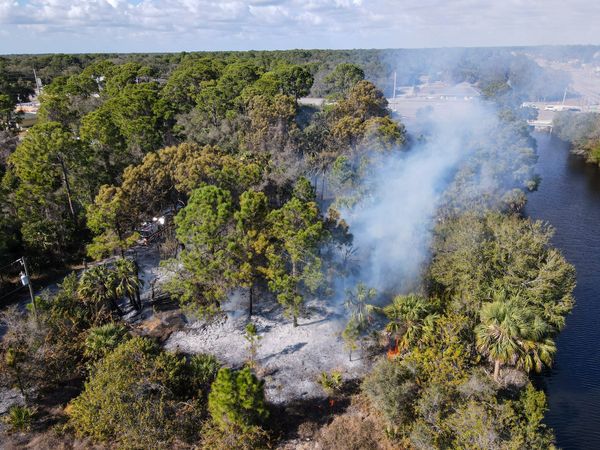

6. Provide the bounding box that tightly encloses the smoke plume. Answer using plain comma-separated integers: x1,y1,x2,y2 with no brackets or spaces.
338,100,529,296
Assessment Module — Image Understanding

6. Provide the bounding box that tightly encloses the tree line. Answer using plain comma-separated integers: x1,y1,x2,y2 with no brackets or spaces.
553,110,600,164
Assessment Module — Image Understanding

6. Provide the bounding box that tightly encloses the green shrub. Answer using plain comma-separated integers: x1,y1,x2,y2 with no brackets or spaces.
188,353,221,395
68,336,202,448
0,273,116,398
4,405,35,432
362,358,419,426
83,322,129,363
318,370,343,395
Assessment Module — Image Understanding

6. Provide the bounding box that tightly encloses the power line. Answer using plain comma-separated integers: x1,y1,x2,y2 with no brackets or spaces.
0,258,22,273
0,284,25,302
0,258,25,304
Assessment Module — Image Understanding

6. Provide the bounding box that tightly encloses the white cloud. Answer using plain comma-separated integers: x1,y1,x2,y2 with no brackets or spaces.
1,0,599,53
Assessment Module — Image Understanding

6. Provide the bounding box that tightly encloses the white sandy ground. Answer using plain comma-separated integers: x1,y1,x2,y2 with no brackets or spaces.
164,292,371,404
129,245,372,404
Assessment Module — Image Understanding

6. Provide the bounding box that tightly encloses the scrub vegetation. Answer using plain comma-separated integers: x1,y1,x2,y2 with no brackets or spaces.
0,49,575,449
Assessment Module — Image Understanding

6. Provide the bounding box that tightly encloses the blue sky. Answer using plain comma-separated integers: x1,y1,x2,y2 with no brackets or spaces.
1,0,599,54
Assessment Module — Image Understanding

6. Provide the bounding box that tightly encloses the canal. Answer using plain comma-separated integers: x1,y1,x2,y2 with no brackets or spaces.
525,132,600,449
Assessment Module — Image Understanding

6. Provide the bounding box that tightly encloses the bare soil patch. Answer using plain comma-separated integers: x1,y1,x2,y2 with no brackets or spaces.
165,292,371,404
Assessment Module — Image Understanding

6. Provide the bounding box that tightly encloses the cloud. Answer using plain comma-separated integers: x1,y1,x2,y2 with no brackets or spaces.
0,0,599,53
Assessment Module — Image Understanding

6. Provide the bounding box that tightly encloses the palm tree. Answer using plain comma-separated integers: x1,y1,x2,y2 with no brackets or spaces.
84,323,129,363
78,264,122,316
475,300,525,381
114,258,143,311
475,293,556,381
373,294,438,351
519,315,556,373
520,335,556,374
344,282,376,330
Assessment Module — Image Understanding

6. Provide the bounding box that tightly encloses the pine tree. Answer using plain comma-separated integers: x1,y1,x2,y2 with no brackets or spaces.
208,367,268,431
263,197,325,326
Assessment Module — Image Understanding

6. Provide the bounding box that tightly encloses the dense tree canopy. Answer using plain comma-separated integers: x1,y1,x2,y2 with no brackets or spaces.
429,212,575,327
3,121,85,258
322,63,365,98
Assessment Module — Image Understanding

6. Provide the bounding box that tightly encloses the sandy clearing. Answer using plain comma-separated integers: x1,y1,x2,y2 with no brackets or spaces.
165,293,370,404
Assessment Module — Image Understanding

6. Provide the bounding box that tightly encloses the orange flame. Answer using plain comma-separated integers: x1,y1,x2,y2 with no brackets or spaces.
387,343,400,360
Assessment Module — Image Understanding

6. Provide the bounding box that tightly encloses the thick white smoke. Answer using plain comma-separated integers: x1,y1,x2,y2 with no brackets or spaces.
339,101,501,295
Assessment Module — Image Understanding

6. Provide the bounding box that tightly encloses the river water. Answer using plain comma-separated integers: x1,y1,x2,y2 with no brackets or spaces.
525,133,600,449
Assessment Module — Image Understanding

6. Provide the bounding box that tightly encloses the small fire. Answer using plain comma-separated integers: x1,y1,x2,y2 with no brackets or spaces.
387,343,400,360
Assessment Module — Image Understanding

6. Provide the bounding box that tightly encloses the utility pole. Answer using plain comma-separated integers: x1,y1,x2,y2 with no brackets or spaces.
19,257,37,321
32,68,43,95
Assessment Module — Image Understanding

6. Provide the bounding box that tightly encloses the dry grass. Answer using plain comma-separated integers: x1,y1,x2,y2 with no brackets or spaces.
317,413,397,450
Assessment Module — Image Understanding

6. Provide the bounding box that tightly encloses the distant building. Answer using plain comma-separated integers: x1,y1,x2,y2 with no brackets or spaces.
421,82,480,100
395,81,480,100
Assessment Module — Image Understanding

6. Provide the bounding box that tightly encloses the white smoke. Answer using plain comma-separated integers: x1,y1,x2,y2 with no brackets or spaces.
339,100,501,295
